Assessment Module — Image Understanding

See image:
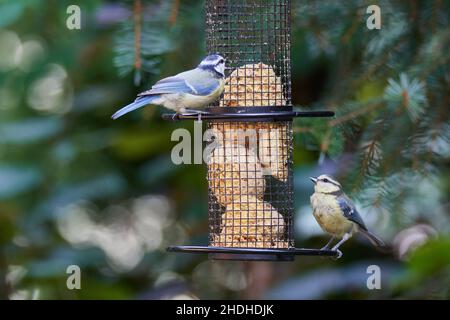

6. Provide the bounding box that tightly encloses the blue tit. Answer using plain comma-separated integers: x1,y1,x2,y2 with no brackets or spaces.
310,174,385,258
112,54,226,119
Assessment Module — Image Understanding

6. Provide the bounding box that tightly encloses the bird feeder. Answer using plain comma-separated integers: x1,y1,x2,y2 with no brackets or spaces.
164,0,335,261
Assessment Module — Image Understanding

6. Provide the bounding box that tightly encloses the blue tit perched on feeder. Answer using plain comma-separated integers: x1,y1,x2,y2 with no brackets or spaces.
310,174,385,258
112,54,226,120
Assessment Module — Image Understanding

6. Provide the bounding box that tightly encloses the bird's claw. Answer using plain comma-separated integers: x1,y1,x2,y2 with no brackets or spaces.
172,113,179,121
331,249,343,260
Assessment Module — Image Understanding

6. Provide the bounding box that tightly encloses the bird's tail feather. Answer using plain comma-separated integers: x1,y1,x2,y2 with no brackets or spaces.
112,95,158,119
360,229,385,247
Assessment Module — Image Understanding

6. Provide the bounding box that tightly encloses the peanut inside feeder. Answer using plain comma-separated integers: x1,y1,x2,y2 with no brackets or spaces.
220,62,286,107
207,143,265,206
213,197,287,248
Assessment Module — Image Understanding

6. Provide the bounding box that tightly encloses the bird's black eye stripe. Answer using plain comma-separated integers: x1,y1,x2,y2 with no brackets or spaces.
320,177,341,187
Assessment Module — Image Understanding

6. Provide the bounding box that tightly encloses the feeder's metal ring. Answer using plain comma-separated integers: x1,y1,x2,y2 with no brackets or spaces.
167,245,338,261
162,106,334,122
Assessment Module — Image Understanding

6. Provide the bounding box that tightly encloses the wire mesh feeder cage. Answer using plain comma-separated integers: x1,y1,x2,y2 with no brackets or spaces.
164,0,336,261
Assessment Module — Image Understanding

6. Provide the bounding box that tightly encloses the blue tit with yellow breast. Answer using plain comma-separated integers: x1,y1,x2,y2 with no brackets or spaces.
112,54,226,120
310,174,385,258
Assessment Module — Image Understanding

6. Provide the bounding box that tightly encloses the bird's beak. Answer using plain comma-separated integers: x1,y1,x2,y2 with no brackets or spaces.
310,177,318,184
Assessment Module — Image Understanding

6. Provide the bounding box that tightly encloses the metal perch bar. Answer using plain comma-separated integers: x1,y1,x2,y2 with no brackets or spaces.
162,108,335,121
167,246,339,261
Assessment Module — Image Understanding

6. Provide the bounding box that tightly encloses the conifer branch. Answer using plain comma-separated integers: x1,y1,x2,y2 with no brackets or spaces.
169,0,180,27
328,101,384,127
134,0,142,72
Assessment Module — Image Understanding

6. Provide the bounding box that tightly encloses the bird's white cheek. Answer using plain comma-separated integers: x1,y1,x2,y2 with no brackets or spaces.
215,64,225,76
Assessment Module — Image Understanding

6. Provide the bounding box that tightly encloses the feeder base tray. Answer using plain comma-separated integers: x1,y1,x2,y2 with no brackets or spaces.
167,245,338,261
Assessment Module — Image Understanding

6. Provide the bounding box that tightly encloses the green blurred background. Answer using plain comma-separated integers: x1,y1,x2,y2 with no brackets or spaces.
0,0,449,299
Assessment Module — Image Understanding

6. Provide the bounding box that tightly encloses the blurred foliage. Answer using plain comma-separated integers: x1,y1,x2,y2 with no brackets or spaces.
0,0,448,300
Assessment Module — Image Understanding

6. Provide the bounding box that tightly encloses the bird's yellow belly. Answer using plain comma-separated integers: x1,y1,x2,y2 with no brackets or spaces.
310,194,353,237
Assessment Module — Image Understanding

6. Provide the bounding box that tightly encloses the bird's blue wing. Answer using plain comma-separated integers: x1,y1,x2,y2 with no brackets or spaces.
138,76,195,96
177,69,221,96
139,69,220,97
337,195,367,230
194,78,220,96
